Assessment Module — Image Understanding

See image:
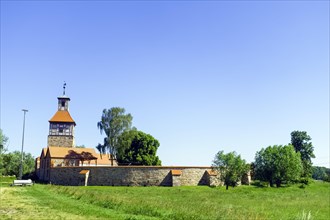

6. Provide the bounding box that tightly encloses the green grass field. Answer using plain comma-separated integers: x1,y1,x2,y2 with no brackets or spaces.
0,177,329,219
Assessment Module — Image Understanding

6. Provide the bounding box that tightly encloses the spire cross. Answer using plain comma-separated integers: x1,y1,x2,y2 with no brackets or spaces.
63,82,67,96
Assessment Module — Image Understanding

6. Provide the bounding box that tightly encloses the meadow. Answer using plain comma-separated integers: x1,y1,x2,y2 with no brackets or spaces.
0,177,329,220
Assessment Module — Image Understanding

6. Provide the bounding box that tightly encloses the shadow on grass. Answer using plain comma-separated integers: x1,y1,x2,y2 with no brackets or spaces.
251,180,269,188
251,180,309,189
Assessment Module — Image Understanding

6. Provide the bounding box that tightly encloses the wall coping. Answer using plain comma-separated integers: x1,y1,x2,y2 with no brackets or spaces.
52,166,213,169
79,170,90,174
171,169,182,176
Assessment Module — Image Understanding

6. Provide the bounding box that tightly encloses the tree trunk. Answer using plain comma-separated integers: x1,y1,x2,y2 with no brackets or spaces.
269,180,273,187
226,184,229,190
276,180,281,187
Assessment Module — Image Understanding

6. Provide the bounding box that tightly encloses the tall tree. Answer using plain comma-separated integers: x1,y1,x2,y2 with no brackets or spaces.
96,138,107,155
312,166,330,181
0,129,9,175
212,151,249,190
0,129,9,154
118,130,161,166
291,131,315,178
97,107,132,158
254,145,302,187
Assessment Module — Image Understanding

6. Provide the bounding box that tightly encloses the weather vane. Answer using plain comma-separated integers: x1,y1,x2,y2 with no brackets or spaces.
63,82,67,96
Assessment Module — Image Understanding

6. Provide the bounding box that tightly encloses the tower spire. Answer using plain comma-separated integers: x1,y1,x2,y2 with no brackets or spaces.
63,82,66,96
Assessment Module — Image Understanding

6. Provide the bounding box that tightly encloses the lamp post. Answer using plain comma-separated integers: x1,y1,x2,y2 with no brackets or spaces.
19,109,28,180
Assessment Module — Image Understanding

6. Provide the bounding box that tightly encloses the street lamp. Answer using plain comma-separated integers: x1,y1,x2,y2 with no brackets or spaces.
19,109,28,180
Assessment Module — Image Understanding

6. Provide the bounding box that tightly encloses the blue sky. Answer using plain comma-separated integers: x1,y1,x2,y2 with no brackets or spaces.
1,1,329,167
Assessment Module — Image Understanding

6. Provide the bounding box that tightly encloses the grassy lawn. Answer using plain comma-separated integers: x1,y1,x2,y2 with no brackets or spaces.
0,177,329,219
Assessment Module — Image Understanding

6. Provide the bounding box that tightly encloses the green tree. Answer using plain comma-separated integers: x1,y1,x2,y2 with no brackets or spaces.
0,129,9,154
312,166,329,181
290,131,315,178
75,145,86,148
0,129,9,175
2,151,35,177
97,107,133,158
254,145,302,187
325,169,330,182
116,128,138,163
118,130,161,166
212,151,249,190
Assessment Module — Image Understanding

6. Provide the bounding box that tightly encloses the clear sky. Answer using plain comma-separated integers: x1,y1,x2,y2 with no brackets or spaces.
1,1,329,167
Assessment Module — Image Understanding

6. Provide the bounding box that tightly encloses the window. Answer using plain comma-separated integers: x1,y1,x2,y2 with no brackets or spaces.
61,101,65,107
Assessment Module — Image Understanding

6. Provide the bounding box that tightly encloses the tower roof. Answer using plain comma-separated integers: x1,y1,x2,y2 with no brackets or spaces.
57,96,70,100
49,111,76,125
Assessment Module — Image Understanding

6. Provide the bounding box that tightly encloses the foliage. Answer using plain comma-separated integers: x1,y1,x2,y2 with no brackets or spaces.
312,166,330,182
212,151,249,190
116,128,138,163
1,151,35,177
249,162,255,180
0,129,9,175
290,131,315,178
0,176,16,184
1,182,329,219
0,129,9,154
325,169,330,182
254,145,303,187
97,107,132,158
75,145,86,148
117,130,161,165
96,137,107,155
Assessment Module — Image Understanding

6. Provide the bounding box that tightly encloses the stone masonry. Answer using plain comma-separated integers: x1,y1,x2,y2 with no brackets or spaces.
47,136,75,148
49,166,221,187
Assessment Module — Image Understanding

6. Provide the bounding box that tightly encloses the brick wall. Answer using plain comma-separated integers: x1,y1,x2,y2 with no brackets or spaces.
49,166,221,187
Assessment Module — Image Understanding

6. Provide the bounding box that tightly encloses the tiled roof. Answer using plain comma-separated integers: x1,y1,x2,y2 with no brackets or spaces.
46,147,113,165
94,154,116,165
49,111,75,124
47,147,96,158
40,148,47,158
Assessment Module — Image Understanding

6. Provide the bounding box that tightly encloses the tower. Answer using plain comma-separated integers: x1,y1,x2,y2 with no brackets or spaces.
47,83,76,147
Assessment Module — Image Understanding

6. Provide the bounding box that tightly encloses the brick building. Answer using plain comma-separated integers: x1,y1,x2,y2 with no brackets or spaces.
36,87,116,181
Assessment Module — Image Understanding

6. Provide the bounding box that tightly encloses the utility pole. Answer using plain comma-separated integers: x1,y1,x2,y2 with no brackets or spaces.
19,109,28,180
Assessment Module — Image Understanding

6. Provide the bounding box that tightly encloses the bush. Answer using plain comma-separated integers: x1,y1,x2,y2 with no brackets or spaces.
299,177,312,186
254,145,303,187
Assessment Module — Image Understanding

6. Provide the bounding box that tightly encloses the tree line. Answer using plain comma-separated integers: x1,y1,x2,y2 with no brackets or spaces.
0,129,35,177
97,107,328,189
0,108,328,186
212,130,327,189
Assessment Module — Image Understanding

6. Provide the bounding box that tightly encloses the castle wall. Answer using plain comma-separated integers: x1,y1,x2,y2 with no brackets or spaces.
48,166,221,187
48,135,75,147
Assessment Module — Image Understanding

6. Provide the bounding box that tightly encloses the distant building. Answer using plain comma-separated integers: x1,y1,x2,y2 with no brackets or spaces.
36,87,117,181
47,95,76,148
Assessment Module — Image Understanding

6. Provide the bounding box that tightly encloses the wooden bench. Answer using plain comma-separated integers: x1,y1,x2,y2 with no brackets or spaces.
11,179,33,186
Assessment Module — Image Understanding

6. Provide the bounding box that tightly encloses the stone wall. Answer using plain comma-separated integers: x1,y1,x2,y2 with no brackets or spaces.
48,135,75,147
49,166,221,187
